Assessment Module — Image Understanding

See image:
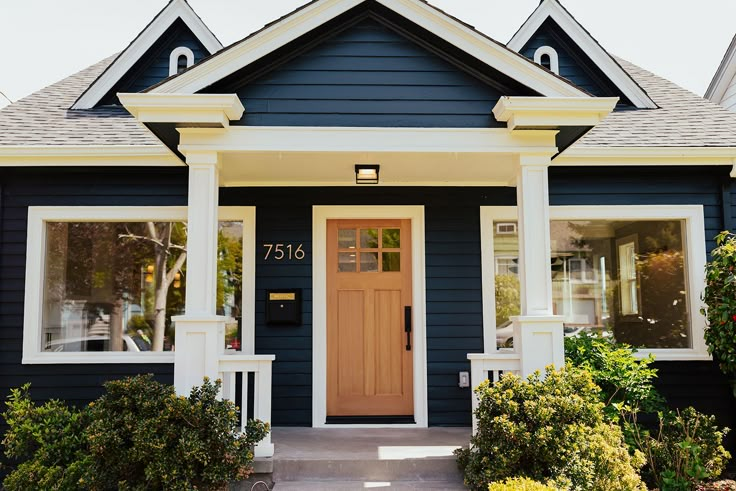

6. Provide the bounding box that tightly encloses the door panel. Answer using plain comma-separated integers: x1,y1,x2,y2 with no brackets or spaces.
327,219,413,416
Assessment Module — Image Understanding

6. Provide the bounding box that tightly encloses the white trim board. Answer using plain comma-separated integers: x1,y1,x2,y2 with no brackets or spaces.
507,0,656,109
0,145,183,167
151,0,588,98
479,205,709,361
706,33,736,103
72,0,222,110
23,206,255,364
312,205,428,428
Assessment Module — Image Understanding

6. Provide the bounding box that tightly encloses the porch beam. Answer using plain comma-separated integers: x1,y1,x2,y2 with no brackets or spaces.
493,96,618,131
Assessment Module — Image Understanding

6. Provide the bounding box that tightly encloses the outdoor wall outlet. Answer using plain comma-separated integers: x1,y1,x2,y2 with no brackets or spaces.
459,371,470,388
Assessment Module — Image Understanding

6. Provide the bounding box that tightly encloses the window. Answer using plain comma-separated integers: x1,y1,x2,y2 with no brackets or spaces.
23,207,255,364
168,47,195,76
481,206,708,359
533,46,560,75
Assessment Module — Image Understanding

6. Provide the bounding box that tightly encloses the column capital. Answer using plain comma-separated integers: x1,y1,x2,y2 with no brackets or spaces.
185,150,220,167
516,152,554,167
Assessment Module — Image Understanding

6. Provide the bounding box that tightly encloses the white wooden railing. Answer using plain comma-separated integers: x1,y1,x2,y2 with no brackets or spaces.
467,351,522,434
219,354,276,458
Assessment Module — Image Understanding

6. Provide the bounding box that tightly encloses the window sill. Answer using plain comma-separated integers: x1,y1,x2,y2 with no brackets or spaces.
634,349,712,362
22,352,175,365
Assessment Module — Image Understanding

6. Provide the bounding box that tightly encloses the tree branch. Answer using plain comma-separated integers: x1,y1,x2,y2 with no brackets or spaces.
166,252,187,285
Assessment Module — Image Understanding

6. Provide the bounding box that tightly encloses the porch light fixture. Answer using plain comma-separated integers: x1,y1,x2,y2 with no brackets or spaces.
355,164,380,185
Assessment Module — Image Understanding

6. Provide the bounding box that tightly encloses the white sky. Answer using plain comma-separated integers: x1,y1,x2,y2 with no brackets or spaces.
1,0,734,109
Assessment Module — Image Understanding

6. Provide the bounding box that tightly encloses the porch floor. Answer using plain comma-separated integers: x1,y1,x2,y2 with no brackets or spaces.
269,427,470,489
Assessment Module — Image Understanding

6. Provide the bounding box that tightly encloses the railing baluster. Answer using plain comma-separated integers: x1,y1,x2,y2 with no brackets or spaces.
241,370,249,434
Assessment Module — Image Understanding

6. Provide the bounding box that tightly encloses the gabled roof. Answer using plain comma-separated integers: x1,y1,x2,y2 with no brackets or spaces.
71,0,222,110
507,0,657,109
147,0,589,98
705,33,736,104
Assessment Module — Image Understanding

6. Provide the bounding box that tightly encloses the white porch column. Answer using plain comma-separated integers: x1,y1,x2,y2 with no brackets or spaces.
173,151,226,395
512,153,564,376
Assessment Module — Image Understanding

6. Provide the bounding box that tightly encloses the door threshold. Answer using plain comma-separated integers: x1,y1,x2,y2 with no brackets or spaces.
326,416,416,425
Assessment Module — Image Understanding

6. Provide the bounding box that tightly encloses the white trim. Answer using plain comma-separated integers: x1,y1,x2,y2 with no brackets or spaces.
0,145,182,167
555,146,736,175
119,93,244,128
492,96,618,131
706,34,736,102
507,0,657,109
150,0,588,98
534,46,560,75
312,205,427,428
480,205,709,361
72,0,222,109
169,46,195,76
177,126,559,155
23,205,256,364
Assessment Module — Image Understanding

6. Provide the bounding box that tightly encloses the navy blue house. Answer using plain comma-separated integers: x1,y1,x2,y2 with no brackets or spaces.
2,0,736,458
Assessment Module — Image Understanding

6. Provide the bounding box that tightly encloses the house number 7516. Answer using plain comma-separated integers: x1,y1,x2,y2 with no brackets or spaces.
263,243,306,261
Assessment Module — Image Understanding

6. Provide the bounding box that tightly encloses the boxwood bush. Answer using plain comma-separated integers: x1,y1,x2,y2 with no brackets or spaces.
488,477,558,490
456,367,645,491
2,375,269,491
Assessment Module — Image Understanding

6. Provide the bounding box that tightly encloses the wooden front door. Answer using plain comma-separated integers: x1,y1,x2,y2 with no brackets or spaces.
327,219,414,417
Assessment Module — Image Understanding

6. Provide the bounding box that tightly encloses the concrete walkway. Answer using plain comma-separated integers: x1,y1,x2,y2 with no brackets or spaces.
270,427,470,490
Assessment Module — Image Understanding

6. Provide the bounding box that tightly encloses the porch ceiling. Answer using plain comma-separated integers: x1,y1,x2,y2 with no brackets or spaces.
218,150,518,187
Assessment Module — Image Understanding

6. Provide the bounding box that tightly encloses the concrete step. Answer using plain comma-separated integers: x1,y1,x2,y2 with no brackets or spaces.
273,455,462,482
273,480,466,490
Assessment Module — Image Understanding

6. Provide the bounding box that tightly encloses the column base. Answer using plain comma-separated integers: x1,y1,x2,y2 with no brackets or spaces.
511,315,564,377
172,315,227,395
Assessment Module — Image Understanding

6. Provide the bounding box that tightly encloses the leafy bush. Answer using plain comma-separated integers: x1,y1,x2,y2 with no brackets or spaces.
488,477,558,490
456,367,645,491
565,333,664,419
627,407,730,490
2,385,90,491
703,231,736,379
3,375,269,491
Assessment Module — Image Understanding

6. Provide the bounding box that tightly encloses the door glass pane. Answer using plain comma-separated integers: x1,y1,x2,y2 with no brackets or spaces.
360,252,379,272
338,229,357,249
382,229,401,248
382,252,401,272
360,229,379,249
338,252,357,272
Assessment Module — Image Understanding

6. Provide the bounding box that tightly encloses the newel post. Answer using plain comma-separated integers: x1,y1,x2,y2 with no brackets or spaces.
512,153,565,376
173,151,226,395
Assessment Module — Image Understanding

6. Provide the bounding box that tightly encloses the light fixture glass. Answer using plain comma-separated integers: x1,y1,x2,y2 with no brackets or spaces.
355,164,380,184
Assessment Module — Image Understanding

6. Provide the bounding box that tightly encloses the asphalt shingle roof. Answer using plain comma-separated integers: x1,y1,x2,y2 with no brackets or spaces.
2,52,736,149
0,55,160,147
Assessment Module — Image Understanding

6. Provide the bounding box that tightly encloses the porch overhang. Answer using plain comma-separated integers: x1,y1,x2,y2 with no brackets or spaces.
120,94,616,187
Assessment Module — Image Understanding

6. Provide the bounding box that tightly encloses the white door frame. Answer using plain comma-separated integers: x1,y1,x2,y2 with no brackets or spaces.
312,205,428,428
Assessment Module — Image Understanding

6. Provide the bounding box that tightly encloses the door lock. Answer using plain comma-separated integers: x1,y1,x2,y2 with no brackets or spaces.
404,306,412,351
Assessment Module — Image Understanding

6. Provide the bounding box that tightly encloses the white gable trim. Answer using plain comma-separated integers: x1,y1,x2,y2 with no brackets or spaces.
706,34,736,104
507,0,657,109
72,0,222,110
150,0,589,98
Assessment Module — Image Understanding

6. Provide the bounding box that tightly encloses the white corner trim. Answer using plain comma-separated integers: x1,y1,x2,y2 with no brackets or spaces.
706,34,736,102
23,205,255,364
534,46,560,75
312,205,428,428
492,96,618,131
151,0,588,98
507,0,657,109
0,145,183,167
169,46,195,76
479,205,710,361
119,93,244,127
72,0,222,110
555,146,736,168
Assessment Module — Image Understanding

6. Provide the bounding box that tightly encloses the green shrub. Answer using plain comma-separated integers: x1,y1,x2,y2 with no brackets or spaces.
456,367,645,491
85,375,269,490
488,477,557,490
2,385,90,491
627,406,731,490
703,231,736,379
565,333,664,419
3,375,269,491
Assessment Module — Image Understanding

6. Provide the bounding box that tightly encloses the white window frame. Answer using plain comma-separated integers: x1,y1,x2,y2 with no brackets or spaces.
480,205,709,360
534,46,560,75
169,46,195,76
23,206,255,364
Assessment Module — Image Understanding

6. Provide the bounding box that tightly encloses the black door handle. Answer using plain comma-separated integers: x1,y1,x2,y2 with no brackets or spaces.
404,306,412,351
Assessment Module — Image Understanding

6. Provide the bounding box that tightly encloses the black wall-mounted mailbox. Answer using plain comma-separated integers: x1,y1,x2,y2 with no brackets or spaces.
266,289,302,325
